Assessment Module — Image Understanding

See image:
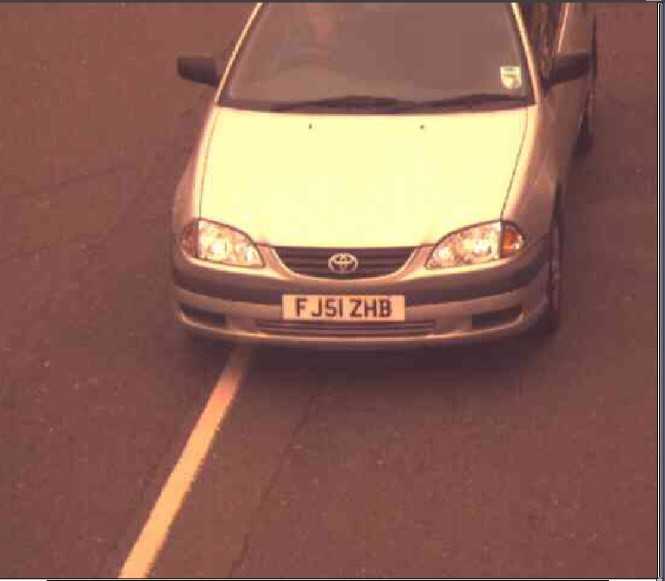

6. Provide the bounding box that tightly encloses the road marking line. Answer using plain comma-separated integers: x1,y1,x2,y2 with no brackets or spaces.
118,345,253,579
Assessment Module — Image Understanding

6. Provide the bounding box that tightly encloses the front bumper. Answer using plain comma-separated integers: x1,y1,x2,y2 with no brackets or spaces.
171,241,549,349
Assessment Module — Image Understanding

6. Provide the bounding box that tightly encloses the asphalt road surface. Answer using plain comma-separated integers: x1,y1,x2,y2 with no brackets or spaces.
0,3,659,578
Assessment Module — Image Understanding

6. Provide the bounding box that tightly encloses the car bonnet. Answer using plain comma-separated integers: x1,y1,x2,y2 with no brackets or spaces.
198,106,527,248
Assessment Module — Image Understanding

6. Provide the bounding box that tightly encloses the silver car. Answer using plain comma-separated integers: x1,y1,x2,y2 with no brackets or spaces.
171,2,597,348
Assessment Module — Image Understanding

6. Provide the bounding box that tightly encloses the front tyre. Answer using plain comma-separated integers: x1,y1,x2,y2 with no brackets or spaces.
532,216,563,336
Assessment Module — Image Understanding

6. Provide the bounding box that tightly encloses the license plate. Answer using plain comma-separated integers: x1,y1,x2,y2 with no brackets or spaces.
282,295,406,322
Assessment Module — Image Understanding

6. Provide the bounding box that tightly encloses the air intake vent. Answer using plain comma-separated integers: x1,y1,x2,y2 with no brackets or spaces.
256,320,435,338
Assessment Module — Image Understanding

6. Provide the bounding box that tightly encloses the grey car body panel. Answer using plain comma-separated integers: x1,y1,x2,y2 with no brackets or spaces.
170,2,594,347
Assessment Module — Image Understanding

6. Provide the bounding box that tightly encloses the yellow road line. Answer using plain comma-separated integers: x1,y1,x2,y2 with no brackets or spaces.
118,345,253,578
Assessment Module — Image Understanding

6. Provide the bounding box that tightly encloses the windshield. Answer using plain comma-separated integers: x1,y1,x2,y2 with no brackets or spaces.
221,2,531,113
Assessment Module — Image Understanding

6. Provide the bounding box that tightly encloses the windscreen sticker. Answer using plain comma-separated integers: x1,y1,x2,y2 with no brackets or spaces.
500,66,523,90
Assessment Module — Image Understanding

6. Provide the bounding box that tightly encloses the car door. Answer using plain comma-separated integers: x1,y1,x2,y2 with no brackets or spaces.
552,4,594,168
522,3,592,183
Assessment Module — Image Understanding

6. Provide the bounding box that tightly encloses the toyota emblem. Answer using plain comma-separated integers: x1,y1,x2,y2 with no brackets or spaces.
328,252,359,275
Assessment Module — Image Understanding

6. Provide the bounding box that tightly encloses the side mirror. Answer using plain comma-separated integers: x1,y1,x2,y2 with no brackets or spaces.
177,55,221,87
547,52,592,88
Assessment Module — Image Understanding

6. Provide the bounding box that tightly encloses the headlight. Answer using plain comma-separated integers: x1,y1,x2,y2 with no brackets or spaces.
180,219,264,267
426,221,525,270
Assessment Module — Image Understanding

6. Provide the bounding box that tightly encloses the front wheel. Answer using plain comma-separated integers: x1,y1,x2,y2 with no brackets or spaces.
532,216,563,336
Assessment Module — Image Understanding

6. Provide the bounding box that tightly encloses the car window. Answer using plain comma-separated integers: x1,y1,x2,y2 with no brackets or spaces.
221,2,532,112
521,2,562,81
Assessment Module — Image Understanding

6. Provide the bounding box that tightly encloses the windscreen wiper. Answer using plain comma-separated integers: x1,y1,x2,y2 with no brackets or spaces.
269,92,527,113
270,94,413,112
389,93,528,112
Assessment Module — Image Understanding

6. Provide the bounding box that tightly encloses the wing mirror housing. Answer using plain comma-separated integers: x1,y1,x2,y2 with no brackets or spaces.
176,55,221,87
547,52,592,89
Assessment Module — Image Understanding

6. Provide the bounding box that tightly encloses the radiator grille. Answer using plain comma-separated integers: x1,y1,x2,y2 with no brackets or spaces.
274,247,414,279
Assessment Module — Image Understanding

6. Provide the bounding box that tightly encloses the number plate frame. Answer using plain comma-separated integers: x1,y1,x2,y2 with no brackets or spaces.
282,295,406,323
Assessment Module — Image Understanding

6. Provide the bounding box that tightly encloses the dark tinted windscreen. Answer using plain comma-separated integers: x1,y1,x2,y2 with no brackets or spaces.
222,3,529,110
